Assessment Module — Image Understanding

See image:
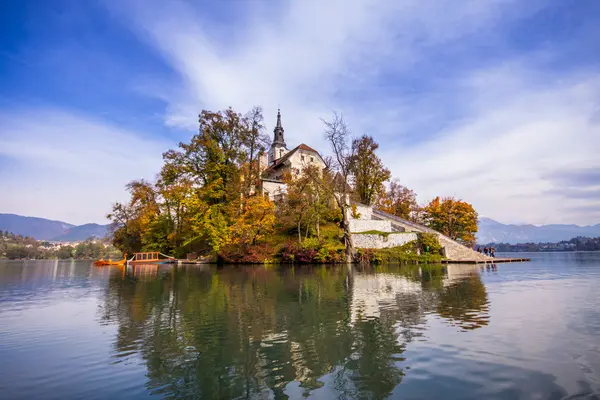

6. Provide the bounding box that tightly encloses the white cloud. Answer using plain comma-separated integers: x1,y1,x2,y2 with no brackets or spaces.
109,0,540,135
0,109,170,224
384,66,600,225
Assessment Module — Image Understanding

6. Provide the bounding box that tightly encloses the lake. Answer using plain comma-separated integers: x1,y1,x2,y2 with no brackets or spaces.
0,253,599,399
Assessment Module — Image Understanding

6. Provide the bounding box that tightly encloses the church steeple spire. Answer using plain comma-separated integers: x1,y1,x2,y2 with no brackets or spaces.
272,109,286,147
268,109,288,164
276,109,283,129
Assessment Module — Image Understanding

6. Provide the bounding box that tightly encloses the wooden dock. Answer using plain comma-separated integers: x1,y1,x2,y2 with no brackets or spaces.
176,255,215,265
442,257,531,264
176,260,213,265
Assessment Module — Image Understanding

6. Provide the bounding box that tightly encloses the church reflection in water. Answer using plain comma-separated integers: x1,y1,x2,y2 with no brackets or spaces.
98,263,490,399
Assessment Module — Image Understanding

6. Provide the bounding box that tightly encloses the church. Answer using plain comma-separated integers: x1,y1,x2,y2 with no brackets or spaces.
259,110,327,200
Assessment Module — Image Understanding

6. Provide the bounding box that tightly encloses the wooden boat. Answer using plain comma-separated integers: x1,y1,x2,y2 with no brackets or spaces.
94,253,127,267
128,252,175,265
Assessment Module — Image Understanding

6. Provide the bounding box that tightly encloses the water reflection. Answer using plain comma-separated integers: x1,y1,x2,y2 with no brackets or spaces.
98,264,489,399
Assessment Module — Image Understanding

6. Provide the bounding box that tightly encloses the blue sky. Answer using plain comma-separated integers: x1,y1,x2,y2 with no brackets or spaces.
1,0,599,225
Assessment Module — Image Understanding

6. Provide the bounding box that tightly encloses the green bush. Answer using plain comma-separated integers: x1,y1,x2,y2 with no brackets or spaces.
417,232,443,255
301,237,321,250
357,241,443,265
314,242,345,263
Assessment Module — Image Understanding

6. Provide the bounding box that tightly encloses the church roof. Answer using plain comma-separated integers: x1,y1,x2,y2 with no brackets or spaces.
296,143,319,153
263,143,324,174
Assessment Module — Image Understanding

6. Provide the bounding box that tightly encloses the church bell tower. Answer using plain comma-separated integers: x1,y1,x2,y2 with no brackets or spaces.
268,109,288,164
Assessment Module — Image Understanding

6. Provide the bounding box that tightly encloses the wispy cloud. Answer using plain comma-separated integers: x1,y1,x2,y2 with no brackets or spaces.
544,168,600,189
107,0,541,135
0,109,170,224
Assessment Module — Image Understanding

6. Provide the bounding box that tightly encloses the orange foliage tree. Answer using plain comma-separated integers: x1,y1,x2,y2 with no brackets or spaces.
422,197,478,246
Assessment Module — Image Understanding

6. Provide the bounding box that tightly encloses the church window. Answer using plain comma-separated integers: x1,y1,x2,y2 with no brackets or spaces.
301,155,305,161
310,156,314,162
280,149,284,157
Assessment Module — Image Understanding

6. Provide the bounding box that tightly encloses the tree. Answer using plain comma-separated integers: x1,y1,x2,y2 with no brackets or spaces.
107,202,142,254
281,165,333,244
307,112,355,263
107,107,275,257
240,106,270,197
281,172,313,244
161,107,269,205
230,195,276,246
107,180,160,254
377,179,417,220
349,135,390,205
161,108,246,205
422,197,478,246
55,245,74,259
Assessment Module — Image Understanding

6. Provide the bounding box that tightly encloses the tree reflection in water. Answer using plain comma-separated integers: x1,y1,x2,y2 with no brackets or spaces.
98,263,489,399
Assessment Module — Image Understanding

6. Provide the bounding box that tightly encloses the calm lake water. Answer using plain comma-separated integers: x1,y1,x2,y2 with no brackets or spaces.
0,253,599,399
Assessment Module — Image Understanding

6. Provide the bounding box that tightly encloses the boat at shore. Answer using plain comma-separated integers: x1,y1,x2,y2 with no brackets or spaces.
94,252,180,267
93,253,127,267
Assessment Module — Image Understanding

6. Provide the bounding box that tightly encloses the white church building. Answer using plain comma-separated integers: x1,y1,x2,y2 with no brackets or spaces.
259,110,327,200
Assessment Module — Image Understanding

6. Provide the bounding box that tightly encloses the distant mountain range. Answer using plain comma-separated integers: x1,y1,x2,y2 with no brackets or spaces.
2,213,600,244
0,214,109,241
477,217,600,244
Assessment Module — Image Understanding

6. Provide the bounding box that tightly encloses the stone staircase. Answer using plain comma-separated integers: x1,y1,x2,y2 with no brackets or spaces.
371,209,491,262
436,235,490,262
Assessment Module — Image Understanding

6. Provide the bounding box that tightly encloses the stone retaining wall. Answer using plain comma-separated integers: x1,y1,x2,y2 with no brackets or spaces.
352,232,418,249
349,219,392,233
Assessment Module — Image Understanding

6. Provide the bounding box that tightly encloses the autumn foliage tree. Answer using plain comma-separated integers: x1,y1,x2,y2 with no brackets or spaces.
422,197,478,246
349,135,390,206
377,179,418,220
230,195,276,246
108,180,159,254
108,107,275,258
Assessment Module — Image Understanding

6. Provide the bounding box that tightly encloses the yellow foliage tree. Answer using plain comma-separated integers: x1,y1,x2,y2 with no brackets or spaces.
230,195,276,246
348,135,391,205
